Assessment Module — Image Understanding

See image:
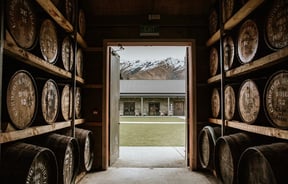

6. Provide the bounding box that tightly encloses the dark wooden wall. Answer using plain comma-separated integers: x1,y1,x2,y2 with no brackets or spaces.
83,14,211,170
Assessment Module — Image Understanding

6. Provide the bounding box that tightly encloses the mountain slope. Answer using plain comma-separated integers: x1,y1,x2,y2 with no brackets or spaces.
120,57,185,80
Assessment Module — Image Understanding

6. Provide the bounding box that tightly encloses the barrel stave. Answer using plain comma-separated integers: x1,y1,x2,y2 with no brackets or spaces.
0,142,58,184
62,127,94,172
198,126,221,170
37,133,80,184
214,132,256,184
238,142,288,184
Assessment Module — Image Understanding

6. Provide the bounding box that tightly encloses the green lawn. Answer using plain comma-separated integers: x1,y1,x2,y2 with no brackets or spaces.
119,123,185,146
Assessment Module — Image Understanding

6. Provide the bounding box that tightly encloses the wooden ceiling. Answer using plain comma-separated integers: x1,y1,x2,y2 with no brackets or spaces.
83,0,213,17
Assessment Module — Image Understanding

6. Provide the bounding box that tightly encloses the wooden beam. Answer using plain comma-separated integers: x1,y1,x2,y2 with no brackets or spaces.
208,118,288,140
0,119,85,144
206,0,265,46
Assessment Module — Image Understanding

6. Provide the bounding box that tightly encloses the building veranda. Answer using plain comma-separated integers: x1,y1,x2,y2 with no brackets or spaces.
120,80,185,116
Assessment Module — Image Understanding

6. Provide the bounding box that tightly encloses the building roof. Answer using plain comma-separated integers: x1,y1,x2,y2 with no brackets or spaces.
120,80,185,97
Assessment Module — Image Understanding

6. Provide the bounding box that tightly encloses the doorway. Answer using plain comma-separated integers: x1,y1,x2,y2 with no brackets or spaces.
105,40,197,170
124,102,135,116
148,102,160,116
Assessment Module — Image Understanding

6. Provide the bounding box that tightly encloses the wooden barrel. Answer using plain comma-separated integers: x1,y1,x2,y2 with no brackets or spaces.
238,142,288,184
78,9,86,37
6,0,38,50
237,19,259,64
209,8,218,36
65,0,76,24
222,0,235,23
60,84,73,121
211,88,220,118
225,84,236,120
209,47,219,76
61,36,74,72
75,87,82,119
39,79,60,124
238,79,260,124
264,0,288,50
214,132,255,184
223,35,235,71
264,70,288,129
76,48,84,77
198,126,221,170
39,19,59,64
6,70,38,129
41,133,80,184
63,128,94,172
0,142,58,184
222,0,247,23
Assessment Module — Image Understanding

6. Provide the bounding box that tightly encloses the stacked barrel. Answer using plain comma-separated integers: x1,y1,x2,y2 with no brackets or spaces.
209,0,288,128
203,0,288,183
0,0,90,183
2,0,86,131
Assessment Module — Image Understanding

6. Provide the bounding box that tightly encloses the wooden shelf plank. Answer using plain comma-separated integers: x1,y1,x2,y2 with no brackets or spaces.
0,119,85,144
76,33,88,49
207,47,288,83
75,171,86,183
4,41,72,79
226,46,288,78
208,118,288,140
5,33,85,84
206,0,264,47
208,118,223,125
76,76,85,84
224,0,264,30
36,0,88,49
207,74,221,84
36,0,73,32
206,31,220,47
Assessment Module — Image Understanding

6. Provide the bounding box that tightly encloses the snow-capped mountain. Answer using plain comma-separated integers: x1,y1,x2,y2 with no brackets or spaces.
120,57,185,80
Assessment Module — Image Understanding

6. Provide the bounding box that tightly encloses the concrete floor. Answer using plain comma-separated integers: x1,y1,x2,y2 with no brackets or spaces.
112,147,186,168
78,147,221,184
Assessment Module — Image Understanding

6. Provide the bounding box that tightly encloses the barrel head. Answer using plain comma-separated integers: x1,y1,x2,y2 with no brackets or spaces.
237,19,259,64
6,70,37,129
265,0,288,50
6,0,37,50
39,19,58,64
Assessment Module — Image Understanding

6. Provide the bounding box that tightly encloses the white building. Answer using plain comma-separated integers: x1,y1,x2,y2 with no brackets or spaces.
120,80,186,116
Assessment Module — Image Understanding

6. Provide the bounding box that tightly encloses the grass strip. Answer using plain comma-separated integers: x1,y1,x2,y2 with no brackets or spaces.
120,123,185,146
120,116,184,122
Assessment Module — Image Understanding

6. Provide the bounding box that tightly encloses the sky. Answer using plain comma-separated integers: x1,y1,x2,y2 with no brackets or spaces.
112,46,187,62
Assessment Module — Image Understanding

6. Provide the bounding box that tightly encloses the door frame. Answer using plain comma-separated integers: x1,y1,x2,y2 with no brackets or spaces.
103,39,197,170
